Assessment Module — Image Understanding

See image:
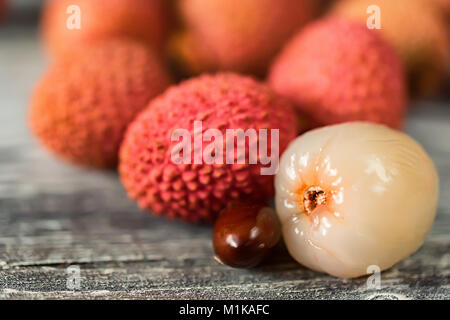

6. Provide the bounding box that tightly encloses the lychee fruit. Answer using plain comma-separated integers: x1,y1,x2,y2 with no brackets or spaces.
276,122,439,278
119,73,299,223
169,0,318,76
331,0,450,97
268,18,407,129
29,39,172,169
42,0,172,57
428,0,450,23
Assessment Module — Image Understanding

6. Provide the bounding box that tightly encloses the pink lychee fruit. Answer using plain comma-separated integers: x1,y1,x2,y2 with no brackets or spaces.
29,39,172,169
268,18,408,129
119,73,299,223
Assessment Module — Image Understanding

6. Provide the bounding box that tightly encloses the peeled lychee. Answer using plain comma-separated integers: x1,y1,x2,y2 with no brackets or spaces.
170,0,318,76
269,18,407,129
42,0,171,57
275,122,439,278
29,39,172,169
331,0,450,97
119,73,299,223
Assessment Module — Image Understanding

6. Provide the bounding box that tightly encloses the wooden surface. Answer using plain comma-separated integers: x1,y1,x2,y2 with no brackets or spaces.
0,26,449,300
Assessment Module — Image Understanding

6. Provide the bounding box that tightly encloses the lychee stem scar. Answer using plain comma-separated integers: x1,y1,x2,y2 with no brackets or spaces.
303,186,327,215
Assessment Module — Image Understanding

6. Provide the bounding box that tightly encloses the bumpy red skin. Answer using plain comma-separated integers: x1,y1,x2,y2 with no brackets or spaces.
42,0,171,57
269,19,407,129
119,73,299,223
172,0,318,76
29,39,172,169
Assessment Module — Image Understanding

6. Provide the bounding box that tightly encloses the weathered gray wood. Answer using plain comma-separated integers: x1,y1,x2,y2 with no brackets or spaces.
0,26,449,300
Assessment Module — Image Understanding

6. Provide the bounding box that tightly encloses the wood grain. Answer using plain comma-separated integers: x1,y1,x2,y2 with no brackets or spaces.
0,27,449,300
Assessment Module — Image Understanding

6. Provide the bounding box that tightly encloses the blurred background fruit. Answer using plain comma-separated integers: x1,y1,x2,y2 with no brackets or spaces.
169,0,318,77
424,0,450,96
427,0,450,28
0,0,6,21
269,18,407,129
119,73,299,222
29,39,172,168
331,0,449,97
42,0,172,57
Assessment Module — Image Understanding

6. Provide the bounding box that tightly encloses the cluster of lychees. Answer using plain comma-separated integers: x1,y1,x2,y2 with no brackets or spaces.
26,0,444,278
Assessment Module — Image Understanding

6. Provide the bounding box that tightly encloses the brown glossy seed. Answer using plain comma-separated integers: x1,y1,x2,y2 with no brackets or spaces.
213,200,281,268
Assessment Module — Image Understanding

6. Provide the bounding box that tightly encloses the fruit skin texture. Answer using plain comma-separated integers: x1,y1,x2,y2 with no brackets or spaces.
119,73,299,223
213,200,281,268
331,0,450,97
269,18,407,130
29,39,172,169
170,0,318,76
42,0,171,57
275,122,439,278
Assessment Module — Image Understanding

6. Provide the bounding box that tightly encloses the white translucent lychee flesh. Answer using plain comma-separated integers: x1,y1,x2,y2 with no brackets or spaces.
275,122,439,278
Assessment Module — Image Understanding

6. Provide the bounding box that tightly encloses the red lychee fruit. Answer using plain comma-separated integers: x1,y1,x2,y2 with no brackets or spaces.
42,0,172,57
119,73,299,223
169,0,318,76
428,0,450,22
29,39,172,169
268,18,407,129
331,0,449,97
